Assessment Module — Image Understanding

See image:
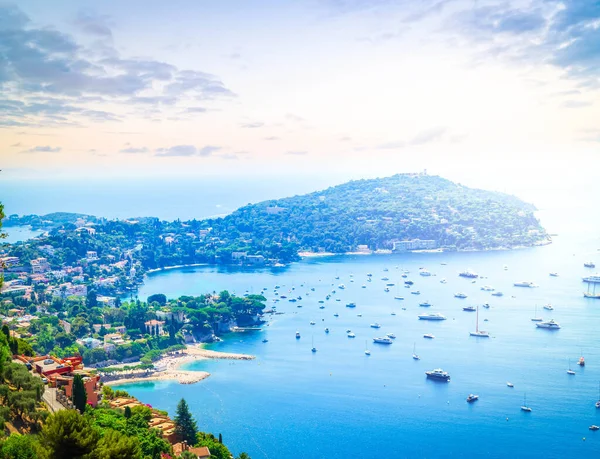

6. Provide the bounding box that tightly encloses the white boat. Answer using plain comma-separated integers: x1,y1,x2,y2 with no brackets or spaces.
567,359,575,375
411,290,421,295
536,319,560,329
346,302,356,308
595,382,600,409
347,332,356,338
419,301,432,307
514,281,536,288
507,382,514,388
419,270,432,277
521,393,532,412
466,394,479,403
531,305,543,322
491,291,504,297
370,323,381,328
549,272,559,277
543,304,553,311
469,306,489,337
423,333,435,339
480,285,494,291
440,278,447,284
386,333,396,339
311,336,317,353
412,342,420,360
583,274,600,283
459,270,478,279
589,425,600,431
373,337,393,344
454,292,468,299
364,340,371,355
394,296,404,300
425,368,450,381
584,261,596,268
463,306,476,312
338,284,345,289
418,313,447,321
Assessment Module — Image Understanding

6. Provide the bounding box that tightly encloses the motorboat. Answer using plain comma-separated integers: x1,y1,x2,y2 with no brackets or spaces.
386,283,395,286
549,272,559,277
466,394,479,403
418,313,447,321
454,293,468,299
514,281,536,288
347,332,356,338
480,285,494,291
506,382,514,388
386,333,396,339
582,274,600,283
589,425,600,431
346,302,356,308
296,331,301,339
394,296,404,300
536,319,560,329
404,280,414,285
463,306,476,312
419,302,432,307
310,321,316,325
423,334,435,339
425,368,450,381
338,284,345,289
262,339,268,343
370,323,382,329
491,291,504,297
482,303,490,309
411,291,421,295
373,337,393,344
384,288,390,292
325,328,330,334
459,270,478,278
584,262,596,268
419,270,432,277
543,304,554,311
440,278,447,284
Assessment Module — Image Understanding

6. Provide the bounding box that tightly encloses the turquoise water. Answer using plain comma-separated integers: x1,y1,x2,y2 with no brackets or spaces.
2,225,43,243
119,208,600,458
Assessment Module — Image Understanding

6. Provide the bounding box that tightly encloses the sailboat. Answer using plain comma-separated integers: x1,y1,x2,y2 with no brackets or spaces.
394,283,404,300
412,342,420,360
567,359,575,375
584,282,600,298
364,340,371,356
595,382,600,409
469,306,489,337
521,393,532,412
311,335,317,353
531,305,543,322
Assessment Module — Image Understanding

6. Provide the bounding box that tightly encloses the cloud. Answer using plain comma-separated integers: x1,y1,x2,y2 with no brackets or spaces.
240,122,264,128
155,145,221,157
183,107,208,113
409,126,447,145
285,150,308,155
376,141,405,149
264,136,280,141
285,113,305,122
21,145,61,153
120,146,149,154
74,10,113,38
561,100,592,109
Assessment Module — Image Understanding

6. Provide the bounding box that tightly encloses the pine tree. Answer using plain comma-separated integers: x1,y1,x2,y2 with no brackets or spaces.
169,321,176,344
124,405,132,419
72,374,87,413
174,398,198,445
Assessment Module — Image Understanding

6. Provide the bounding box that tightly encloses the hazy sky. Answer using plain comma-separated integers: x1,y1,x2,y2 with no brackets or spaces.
1,0,599,193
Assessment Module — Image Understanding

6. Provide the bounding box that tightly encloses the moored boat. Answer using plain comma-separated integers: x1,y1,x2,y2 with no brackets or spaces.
425,368,450,381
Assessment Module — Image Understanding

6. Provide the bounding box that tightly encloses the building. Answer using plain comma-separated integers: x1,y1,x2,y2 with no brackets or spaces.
86,251,99,261
156,310,185,323
393,239,437,252
0,256,20,268
97,295,116,307
232,251,247,260
57,283,88,297
246,255,265,265
144,319,165,335
78,337,103,349
30,257,50,274
55,372,101,407
173,443,211,459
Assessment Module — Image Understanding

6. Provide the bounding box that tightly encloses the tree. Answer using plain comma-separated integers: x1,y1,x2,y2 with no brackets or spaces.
72,374,87,413
236,453,252,459
86,289,98,308
124,406,132,419
91,429,140,459
0,433,39,459
39,410,99,459
174,398,197,445
147,294,166,306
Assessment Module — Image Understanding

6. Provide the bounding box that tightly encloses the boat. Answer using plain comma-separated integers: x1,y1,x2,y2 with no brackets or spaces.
324,328,330,334
521,393,532,412
338,284,345,289
412,343,420,360
386,333,396,339
454,293,468,299
347,332,356,338
423,334,435,339
463,306,476,312
567,359,575,375
381,277,390,281
578,356,585,367
262,339,269,343
459,270,478,279
333,313,339,317
310,321,316,325
466,394,479,403
549,272,559,277
480,285,494,291
419,270,432,277
346,302,356,308
367,273,372,277
364,340,371,355
296,331,301,339
383,268,389,272
362,284,366,288
319,305,325,309
384,288,390,292
536,319,561,329
469,306,489,337
418,313,447,321
311,336,317,353
386,282,395,286
419,301,432,307
503,265,508,270
589,425,600,431
491,291,504,297
584,261,596,268
394,296,404,300
595,382,600,409
404,280,414,285
583,274,600,283
482,303,490,309
373,337,393,344
318,300,325,303
370,323,381,328
543,304,553,311
584,291,600,299
440,278,447,284
514,281,536,288
507,382,514,388
411,291,421,295
531,305,543,322
425,368,450,381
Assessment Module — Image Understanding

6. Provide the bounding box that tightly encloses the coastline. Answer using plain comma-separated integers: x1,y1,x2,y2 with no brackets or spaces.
103,345,254,386
145,263,209,275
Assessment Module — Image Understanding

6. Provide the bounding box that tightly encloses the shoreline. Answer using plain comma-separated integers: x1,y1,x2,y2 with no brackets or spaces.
103,345,254,386
145,263,209,274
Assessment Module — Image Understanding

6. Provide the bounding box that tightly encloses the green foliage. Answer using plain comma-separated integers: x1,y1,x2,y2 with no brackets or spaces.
39,410,99,459
147,294,167,306
0,434,39,459
236,453,252,459
92,429,140,459
196,433,233,459
174,398,198,445
124,406,132,419
72,374,87,413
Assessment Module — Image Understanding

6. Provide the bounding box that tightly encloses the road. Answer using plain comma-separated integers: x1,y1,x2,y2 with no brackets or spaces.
42,386,65,413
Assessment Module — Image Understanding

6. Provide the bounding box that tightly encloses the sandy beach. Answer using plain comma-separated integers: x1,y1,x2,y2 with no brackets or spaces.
104,345,254,386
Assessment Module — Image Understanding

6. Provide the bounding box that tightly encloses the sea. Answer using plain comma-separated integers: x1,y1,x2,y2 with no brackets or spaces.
3,178,600,458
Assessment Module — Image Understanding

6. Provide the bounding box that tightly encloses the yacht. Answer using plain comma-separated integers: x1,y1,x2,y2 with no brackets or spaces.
459,270,478,279
411,290,421,295
419,270,432,277
549,272,559,277
338,284,345,289
370,323,382,329
425,368,450,381
423,333,435,339
419,301,432,307
386,333,396,339
469,306,489,337
289,298,297,303
404,280,414,285
412,343,420,360
463,306,476,312
466,394,479,403
394,296,404,300
347,332,356,338
514,281,536,288
589,425,600,431
373,337,393,344
536,319,561,329
543,304,554,311
531,305,543,322
324,328,330,334
480,285,494,291
418,313,447,321
521,394,532,412
491,291,504,297
454,293,468,299
584,262,596,268
582,274,600,283
346,302,356,308
319,305,325,309
310,321,316,325
506,382,514,388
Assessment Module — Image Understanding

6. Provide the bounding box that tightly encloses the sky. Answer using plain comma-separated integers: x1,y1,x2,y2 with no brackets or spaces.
0,0,599,197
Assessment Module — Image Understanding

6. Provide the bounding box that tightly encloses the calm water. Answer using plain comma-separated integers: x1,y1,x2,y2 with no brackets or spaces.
2,225,43,243
118,207,600,458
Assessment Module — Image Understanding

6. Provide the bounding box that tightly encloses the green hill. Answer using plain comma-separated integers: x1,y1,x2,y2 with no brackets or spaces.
209,173,548,254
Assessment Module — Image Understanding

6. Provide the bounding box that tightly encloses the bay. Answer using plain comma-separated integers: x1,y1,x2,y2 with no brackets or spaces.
119,206,600,458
